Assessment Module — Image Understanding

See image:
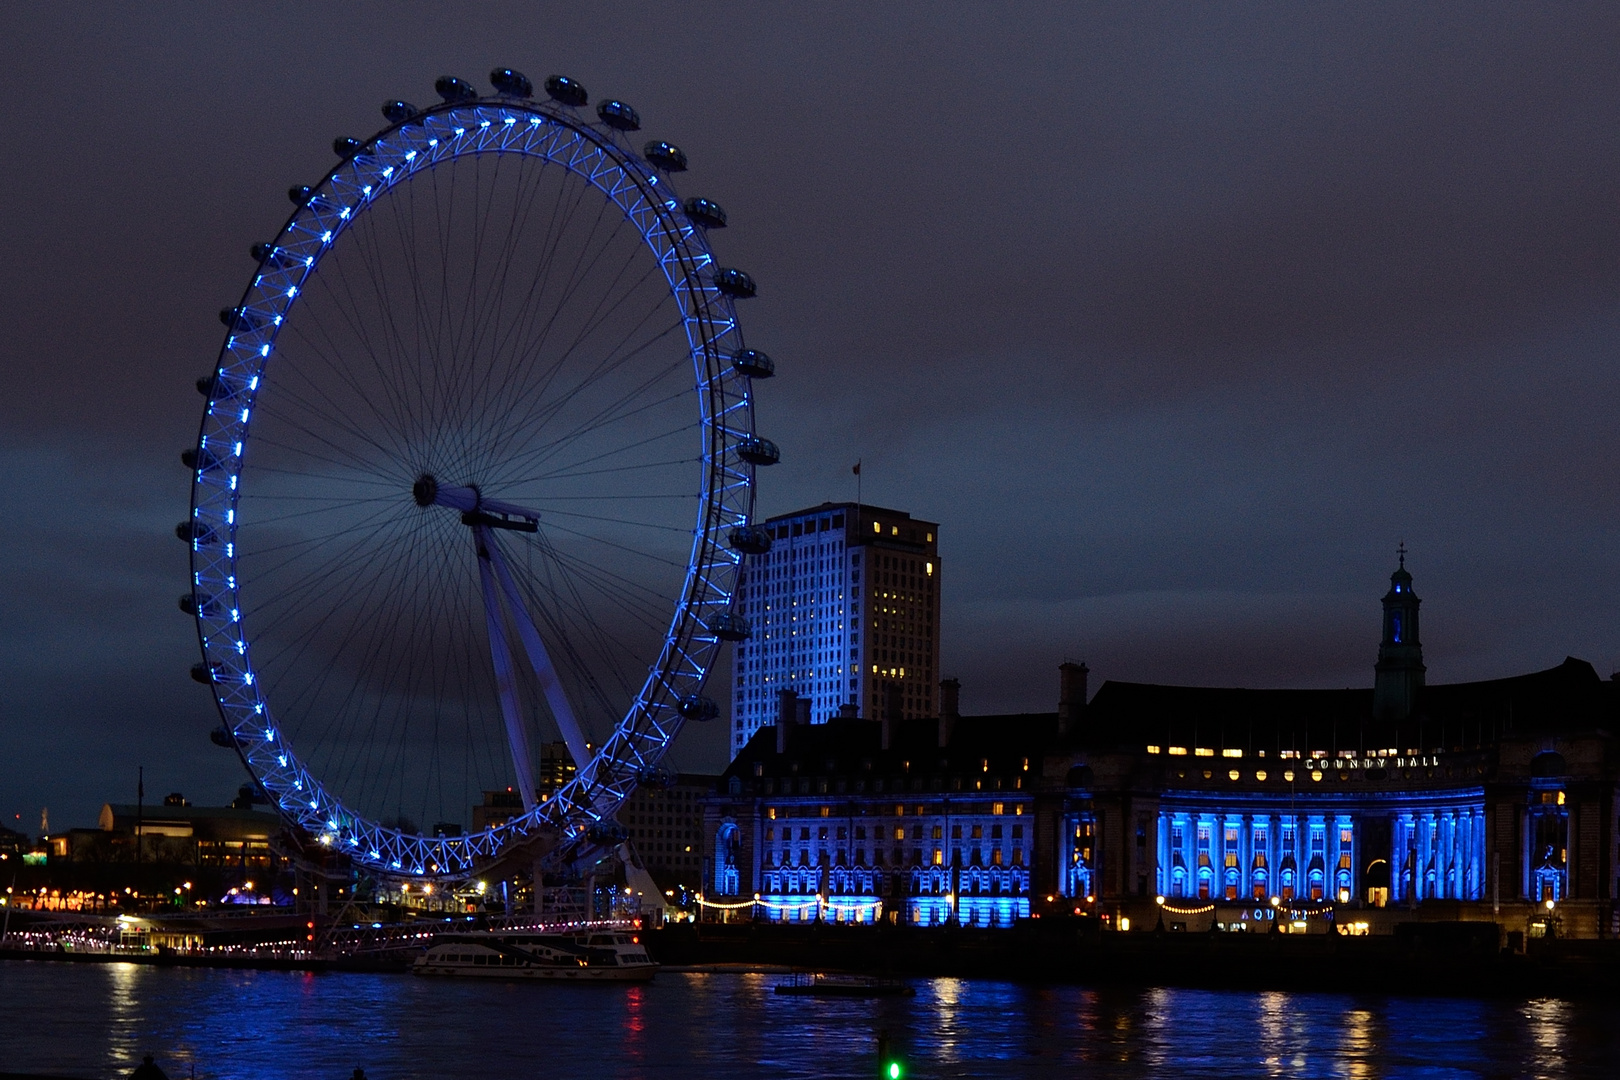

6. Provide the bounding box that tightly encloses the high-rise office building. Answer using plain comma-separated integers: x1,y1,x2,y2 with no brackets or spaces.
729,502,940,755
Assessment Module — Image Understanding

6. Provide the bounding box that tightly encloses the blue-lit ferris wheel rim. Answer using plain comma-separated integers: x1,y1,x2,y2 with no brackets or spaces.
186,96,757,878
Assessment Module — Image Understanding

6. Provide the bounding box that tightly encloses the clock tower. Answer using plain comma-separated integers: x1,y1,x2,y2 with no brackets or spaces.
1373,545,1425,722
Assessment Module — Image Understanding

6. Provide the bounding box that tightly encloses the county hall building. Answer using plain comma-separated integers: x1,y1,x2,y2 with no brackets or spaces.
702,559,1620,938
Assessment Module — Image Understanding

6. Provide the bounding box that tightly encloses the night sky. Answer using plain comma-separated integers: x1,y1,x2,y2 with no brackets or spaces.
2,5,1618,831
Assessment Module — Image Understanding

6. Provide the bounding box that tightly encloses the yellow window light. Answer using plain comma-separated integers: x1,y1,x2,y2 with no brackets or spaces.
1168,746,1188,756
1146,745,1162,754
1222,749,1242,758
1195,748,1214,757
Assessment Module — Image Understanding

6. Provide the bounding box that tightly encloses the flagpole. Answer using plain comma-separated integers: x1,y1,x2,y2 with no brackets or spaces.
136,765,144,905
854,459,862,510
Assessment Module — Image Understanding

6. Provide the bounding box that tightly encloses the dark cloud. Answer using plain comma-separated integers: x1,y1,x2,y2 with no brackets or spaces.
2,4,1618,826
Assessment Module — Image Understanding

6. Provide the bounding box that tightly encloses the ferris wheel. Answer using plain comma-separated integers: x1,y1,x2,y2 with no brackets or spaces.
180,67,779,879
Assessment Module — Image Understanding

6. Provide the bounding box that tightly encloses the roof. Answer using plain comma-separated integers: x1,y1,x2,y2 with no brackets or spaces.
762,501,936,528
101,804,282,840
102,804,280,824
721,713,1061,783
1082,657,1620,754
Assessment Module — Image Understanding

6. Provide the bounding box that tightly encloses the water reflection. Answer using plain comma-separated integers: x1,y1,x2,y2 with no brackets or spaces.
1524,997,1571,1080
3,961,1619,1079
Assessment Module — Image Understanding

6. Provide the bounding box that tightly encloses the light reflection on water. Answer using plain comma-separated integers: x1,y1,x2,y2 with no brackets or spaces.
3,960,1618,1079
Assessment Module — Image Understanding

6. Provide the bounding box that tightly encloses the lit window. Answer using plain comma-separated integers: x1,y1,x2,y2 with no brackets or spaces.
992,802,1004,815
873,522,881,534
1310,771,1323,782
1228,770,1240,781
1222,749,1242,759
1255,770,1268,781
1146,745,1162,755
1168,747,1188,756
1195,748,1214,758
1283,770,1295,782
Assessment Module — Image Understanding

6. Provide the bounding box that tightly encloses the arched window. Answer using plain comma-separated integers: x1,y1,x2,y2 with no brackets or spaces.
714,822,740,895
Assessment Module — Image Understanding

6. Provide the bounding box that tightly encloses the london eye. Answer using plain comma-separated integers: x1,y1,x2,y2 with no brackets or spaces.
181,67,778,879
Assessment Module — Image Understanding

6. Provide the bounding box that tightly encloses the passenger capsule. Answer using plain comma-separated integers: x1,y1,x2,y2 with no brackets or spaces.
489,68,533,97
684,197,727,228
643,140,688,172
678,695,720,722
175,521,218,545
288,185,313,206
382,100,420,123
636,764,676,788
712,268,757,299
210,726,239,749
332,136,364,158
201,372,245,401
596,99,640,131
190,662,223,685
586,821,629,845
250,242,296,268
435,75,479,103
179,592,218,617
181,447,222,472
727,524,773,555
731,349,774,379
544,75,588,107
219,307,263,332
736,437,780,466
707,612,753,642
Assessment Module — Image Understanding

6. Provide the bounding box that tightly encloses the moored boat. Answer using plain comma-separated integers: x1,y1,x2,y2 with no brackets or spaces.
412,929,657,982
774,972,915,997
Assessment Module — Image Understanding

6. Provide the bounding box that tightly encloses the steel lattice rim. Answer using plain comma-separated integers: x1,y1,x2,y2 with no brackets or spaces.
186,94,757,878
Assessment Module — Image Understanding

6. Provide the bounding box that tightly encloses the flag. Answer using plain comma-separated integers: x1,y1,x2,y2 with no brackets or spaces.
852,461,861,476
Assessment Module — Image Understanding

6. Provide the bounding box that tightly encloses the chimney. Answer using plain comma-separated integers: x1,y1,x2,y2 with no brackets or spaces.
776,689,797,754
877,681,903,751
938,678,960,748
1058,662,1089,736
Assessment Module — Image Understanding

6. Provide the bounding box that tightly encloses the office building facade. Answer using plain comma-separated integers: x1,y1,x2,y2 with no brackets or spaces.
729,503,940,755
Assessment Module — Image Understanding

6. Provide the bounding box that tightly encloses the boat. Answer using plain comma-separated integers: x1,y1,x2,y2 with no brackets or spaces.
412,929,658,982
773,972,915,997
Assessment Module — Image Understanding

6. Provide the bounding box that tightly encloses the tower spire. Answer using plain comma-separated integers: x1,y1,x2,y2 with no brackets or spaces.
1374,551,1424,722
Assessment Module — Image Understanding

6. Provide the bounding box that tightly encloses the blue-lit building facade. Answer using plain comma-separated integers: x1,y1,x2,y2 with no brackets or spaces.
1058,561,1620,937
728,503,941,757
702,561,1620,937
703,683,1041,927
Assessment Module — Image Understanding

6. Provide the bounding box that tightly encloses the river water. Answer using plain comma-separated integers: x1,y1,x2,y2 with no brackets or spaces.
1,960,1616,1079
